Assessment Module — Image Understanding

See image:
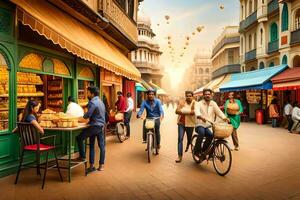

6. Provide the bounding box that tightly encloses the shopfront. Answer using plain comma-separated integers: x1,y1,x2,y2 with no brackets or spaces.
0,0,141,177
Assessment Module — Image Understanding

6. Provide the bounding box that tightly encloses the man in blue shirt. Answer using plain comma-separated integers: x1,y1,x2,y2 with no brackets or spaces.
137,90,164,151
76,86,106,172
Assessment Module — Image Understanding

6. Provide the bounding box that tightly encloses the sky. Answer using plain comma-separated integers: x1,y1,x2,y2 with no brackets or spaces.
139,0,240,89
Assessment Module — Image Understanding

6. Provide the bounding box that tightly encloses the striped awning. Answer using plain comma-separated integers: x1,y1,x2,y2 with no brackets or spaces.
13,0,141,81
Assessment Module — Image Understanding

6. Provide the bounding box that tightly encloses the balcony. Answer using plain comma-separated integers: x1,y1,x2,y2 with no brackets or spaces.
257,5,267,20
212,36,240,57
245,49,257,62
99,0,138,44
239,11,257,32
268,39,279,54
212,64,241,79
268,0,279,15
291,29,300,45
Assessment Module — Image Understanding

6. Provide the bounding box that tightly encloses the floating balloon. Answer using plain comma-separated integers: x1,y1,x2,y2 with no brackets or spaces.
220,5,224,10
186,36,190,40
157,23,160,26
186,42,189,46
167,36,171,40
168,41,171,45
197,26,202,32
192,32,196,35
165,15,170,21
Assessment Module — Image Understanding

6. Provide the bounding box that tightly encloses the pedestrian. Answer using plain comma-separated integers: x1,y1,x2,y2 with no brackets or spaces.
269,98,279,128
284,100,293,133
224,92,243,151
124,92,134,138
291,101,300,133
175,91,196,163
76,86,106,172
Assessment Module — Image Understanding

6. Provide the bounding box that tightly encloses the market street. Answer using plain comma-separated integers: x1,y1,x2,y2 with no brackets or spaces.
0,105,300,200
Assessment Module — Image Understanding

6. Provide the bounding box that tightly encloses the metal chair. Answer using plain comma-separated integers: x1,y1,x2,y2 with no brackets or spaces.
14,122,63,189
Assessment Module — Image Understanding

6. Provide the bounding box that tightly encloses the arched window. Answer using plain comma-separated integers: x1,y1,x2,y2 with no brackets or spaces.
250,66,256,71
269,62,275,67
249,0,253,15
199,68,203,73
241,5,244,19
241,37,244,54
249,35,252,50
259,62,265,69
205,68,209,73
0,53,9,132
281,3,289,31
260,29,263,45
254,0,257,11
270,23,278,42
295,9,300,30
245,0,248,17
282,55,288,65
254,32,257,48
293,55,300,67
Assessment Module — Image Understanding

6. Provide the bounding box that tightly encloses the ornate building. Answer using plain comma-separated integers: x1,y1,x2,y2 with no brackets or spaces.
131,9,164,86
184,50,212,91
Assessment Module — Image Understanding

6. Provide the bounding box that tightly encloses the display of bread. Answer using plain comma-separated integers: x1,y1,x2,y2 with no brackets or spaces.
39,109,80,128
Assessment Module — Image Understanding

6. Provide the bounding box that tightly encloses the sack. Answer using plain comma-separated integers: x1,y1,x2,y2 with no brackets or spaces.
213,123,233,138
227,102,239,115
115,113,124,121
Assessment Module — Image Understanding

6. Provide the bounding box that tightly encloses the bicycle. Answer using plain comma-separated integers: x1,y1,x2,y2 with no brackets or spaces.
106,111,127,143
191,121,232,176
143,117,159,163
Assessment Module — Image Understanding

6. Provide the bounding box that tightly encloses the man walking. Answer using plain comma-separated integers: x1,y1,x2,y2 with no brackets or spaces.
284,100,293,133
124,92,134,138
175,91,196,163
76,86,106,172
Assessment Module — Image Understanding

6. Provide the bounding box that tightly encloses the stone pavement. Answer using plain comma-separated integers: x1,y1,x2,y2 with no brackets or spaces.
0,105,300,200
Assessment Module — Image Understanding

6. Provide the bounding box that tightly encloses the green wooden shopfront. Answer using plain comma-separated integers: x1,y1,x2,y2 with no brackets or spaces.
0,1,140,177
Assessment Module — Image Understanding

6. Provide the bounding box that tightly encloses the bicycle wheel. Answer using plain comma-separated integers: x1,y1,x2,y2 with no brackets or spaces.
147,132,153,163
116,122,126,143
212,140,232,176
191,135,201,164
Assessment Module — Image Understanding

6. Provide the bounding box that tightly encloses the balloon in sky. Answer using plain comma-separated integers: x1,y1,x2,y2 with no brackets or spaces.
197,26,202,32
157,23,160,26
220,5,224,10
165,15,170,20
186,36,190,40
192,32,195,35
167,36,171,40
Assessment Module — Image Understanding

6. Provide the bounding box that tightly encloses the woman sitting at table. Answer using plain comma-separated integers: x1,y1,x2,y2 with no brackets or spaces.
20,100,44,134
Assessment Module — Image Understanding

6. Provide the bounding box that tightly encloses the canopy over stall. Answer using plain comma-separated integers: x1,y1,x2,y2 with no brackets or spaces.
220,65,288,92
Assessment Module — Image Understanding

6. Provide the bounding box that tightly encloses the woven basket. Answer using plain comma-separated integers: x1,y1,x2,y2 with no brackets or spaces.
213,123,233,138
227,102,239,115
145,119,155,129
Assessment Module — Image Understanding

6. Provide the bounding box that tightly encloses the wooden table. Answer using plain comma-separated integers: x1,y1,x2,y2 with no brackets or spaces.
44,123,88,182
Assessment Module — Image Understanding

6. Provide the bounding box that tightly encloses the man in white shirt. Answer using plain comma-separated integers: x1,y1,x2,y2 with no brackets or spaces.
284,100,293,132
66,96,84,118
194,89,229,160
124,92,134,138
291,101,300,132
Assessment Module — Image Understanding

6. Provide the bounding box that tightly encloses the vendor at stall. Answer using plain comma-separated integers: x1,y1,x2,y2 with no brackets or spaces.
66,96,84,118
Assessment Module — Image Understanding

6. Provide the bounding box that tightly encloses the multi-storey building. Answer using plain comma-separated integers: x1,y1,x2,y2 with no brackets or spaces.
185,50,212,92
0,0,142,177
239,0,300,71
131,9,164,86
211,26,241,80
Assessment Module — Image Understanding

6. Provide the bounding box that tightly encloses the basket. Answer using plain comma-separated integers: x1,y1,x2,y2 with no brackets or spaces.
213,123,233,138
145,119,155,129
227,102,239,115
115,113,124,121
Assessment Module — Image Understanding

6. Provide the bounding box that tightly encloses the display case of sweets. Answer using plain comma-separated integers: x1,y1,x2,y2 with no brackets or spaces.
47,77,63,112
0,67,9,131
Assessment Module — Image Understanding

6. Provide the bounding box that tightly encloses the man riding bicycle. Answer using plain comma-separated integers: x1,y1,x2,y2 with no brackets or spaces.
137,90,164,153
194,88,229,160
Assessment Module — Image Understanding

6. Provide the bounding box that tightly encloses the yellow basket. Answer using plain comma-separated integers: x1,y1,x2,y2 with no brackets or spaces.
145,119,155,129
213,123,233,138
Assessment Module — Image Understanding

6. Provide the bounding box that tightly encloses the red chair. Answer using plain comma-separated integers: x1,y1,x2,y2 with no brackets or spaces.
14,122,63,189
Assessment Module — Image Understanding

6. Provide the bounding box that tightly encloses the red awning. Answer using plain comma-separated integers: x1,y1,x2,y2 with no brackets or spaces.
271,67,300,90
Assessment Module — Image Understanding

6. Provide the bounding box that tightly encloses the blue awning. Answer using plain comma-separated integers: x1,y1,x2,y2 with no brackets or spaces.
219,65,288,92
135,83,147,92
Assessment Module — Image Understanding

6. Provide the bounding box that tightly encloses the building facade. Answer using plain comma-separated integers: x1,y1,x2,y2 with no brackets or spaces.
211,26,241,79
131,9,164,86
184,50,212,91
239,0,300,72
0,0,141,177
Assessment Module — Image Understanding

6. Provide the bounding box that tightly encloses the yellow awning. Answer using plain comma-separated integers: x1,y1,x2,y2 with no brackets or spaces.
212,74,231,93
13,0,141,81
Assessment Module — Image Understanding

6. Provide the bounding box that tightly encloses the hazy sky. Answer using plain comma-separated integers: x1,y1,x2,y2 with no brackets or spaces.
140,0,239,88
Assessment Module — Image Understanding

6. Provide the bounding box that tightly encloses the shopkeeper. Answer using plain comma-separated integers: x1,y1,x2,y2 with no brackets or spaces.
66,96,84,117
20,100,44,134
76,86,106,172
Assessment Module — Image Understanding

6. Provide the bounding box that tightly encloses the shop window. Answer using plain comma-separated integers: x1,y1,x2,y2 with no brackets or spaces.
228,50,234,64
259,62,265,69
269,62,275,67
295,9,300,30
282,55,288,65
78,80,94,107
270,23,278,42
205,68,209,73
249,35,252,50
0,53,9,132
260,29,263,45
19,53,43,71
128,0,134,19
281,3,289,32
293,55,300,67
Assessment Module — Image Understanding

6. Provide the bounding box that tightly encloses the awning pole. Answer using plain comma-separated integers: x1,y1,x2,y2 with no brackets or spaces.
261,90,263,109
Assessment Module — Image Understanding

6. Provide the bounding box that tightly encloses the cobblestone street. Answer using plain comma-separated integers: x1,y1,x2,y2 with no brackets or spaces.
0,105,300,200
